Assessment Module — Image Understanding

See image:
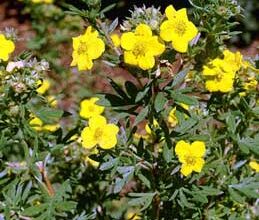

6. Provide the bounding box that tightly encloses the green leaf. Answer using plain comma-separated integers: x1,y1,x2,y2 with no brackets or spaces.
163,144,172,163
137,173,151,189
133,106,149,127
128,192,156,211
36,107,63,124
154,92,167,113
135,86,150,103
170,91,199,106
125,81,138,99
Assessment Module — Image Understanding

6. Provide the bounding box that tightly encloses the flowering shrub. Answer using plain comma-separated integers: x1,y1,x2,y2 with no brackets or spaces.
0,0,259,219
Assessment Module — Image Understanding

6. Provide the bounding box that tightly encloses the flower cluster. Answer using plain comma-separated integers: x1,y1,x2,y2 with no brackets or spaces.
202,50,243,92
80,97,119,150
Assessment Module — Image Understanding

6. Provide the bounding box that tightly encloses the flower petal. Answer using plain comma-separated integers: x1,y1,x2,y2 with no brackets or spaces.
121,32,136,50
193,158,205,173
175,140,190,157
138,55,155,70
165,5,177,19
89,115,107,129
180,164,193,176
135,23,152,37
81,127,97,149
190,141,206,157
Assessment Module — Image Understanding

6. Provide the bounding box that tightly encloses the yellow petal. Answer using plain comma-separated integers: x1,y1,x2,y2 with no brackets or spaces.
81,127,97,149
171,37,189,53
124,51,138,66
89,115,107,129
99,124,119,149
190,141,206,157
138,55,155,70
135,23,152,37
165,5,177,19
111,34,121,47
87,38,105,59
193,158,205,173
175,140,190,157
160,20,174,42
121,32,136,50
176,8,188,21
180,164,193,176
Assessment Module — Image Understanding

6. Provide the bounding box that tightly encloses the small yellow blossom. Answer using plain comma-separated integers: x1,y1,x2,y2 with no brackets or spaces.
202,50,242,93
121,23,165,70
29,116,59,132
0,34,15,61
160,5,198,53
79,97,104,119
175,140,206,176
81,115,119,149
37,80,50,95
71,26,105,71
243,77,257,91
111,33,121,47
249,161,259,172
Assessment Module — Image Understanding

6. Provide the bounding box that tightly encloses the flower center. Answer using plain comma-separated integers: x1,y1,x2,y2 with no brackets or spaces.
94,127,103,141
78,42,88,55
174,20,187,36
133,42,146,57
184,155,196,166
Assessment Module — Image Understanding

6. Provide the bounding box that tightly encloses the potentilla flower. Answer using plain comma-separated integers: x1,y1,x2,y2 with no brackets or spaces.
81,115,119,149
79,97,104,119
160,5,198,53
249,161,259,172
202,50,242,93
71,26,105,71
0,34,15,61
168,104,189,127
121,23,165,70
175,140,206,176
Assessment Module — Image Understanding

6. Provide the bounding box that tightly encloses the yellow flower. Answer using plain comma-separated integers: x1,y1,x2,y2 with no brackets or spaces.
121,23,165,70
223,50,243,72
111,33,121,47
71,26,105,71
203,58,236,93
37,80,50,95
81,115,119,149
0,34,15,61
249,161,259,172
29,116,59,132
160,5,198,53
175,140,206,176
79,97,104,119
